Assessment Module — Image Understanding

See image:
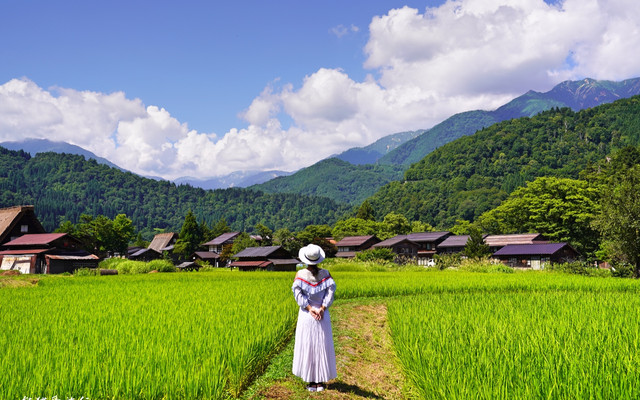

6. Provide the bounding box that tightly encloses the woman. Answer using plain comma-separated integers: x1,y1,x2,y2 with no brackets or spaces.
292,244,337,392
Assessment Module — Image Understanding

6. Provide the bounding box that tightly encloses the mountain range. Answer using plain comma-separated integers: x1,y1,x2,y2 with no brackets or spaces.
2,80,640,235
4,77,640,206
252,77,640,203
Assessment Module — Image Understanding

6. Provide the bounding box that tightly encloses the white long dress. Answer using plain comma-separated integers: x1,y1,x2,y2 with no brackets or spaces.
291,267,337,383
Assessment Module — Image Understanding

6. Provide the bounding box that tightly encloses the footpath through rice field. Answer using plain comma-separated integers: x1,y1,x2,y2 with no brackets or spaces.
243,298,415,400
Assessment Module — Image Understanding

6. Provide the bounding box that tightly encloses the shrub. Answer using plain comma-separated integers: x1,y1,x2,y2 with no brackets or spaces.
74,268,97,277
148,259,176,273
548,261,612,278
433,253,462,270
459,260,514,273
355,248,395,263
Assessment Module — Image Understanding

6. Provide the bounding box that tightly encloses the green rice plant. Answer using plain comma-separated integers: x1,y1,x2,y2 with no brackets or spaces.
3,266,640,399
0,272,297,399
388,290,640,399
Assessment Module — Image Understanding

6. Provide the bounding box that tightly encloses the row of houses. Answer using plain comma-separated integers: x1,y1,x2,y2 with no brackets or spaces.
335,232,579,269
0,205,579,274
0,206,99,274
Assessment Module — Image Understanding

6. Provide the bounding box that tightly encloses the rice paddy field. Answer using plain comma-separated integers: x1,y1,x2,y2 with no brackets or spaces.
2,266,640,399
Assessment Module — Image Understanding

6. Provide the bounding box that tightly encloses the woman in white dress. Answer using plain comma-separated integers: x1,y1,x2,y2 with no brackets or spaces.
292,244,337,392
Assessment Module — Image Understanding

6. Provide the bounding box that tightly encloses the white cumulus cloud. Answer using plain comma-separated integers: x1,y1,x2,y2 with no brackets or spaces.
2,0,640,181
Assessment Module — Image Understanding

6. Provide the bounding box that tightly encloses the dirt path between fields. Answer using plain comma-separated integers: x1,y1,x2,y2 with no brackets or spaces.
252,302,412,399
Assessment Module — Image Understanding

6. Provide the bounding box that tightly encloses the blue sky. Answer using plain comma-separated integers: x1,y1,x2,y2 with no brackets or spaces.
2,0,440,133
1,0,639,179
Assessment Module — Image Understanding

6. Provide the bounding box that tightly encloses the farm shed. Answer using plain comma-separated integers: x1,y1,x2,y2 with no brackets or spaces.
335,235,380,258
202,232,241,253
148,232,179,253
0,205,46,246
0,233,99,274
373,236,420,259
230,246,298,271
436,235,472,254
129,247,162,262
484,233,547,253
193,251,221,267
492,243,579,269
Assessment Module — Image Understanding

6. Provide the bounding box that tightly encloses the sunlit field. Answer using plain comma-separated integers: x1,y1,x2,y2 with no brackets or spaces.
2,265,639,399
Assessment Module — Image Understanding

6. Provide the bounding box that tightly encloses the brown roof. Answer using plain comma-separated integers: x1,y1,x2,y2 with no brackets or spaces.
373,236,415,247
148,232,178,252
194,251,220,259
231,260,272,268
4,233,67,246
437,235,472,248
0,205,45,244
336,251,357,258
484,234,545,247
233,246,285,258
203,232,241,246
0,248,49,255
335,235,378,246
406,231,451,242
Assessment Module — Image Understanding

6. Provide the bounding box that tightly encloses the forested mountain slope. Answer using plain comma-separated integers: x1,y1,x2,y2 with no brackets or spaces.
251,158,405,204
379,77,640,166
334,129,425,165
0,148,350,235
367,96,640,227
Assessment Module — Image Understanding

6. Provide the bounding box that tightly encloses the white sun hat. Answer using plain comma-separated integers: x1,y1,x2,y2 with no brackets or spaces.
298,244,326,265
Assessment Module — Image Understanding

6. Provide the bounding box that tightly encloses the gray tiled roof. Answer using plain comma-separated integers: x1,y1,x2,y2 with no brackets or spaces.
493,243,571,256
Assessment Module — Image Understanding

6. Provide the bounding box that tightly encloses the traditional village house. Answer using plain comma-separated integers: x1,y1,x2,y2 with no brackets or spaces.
484,233,547,253
405,231,451,265
202,232,241,253
0,205,46,246
436,235,472,254
335,235,380,258
0,233,98,274
129,232,179,261
149,232,179,253
230,245,299,271
372,236,420,260
192,250,221,267
492,243,579,269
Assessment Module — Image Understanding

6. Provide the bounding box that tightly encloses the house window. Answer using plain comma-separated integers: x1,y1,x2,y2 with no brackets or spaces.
20,224,28,233
426,243,432,250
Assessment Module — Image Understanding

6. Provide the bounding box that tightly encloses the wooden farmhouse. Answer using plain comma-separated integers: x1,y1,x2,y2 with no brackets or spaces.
0,233,98,274
192,251,221,267
436,235,472,254
492,243,579,269
406,231,451,265
230,246,299,271
371,231,451,264
372,236,420,259
202,232,240,253
484,233,547,253
129,232,178,261
0,205,46,246
335,235,380,258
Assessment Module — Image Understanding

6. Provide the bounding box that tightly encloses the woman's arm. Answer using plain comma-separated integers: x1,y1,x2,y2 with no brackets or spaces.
292,281,310,310
321,278,336,310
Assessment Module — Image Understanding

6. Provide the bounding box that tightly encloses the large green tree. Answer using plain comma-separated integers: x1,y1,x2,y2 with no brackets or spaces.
593,165,640,277
56,213,134,257
174,210,203,259
478,176,600,257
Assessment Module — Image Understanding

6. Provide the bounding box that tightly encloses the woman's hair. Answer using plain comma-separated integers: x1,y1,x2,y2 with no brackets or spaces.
307,264,320,276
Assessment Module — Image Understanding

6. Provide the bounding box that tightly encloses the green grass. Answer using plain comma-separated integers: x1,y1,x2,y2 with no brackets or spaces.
2,266,639,399
389,290,640,399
